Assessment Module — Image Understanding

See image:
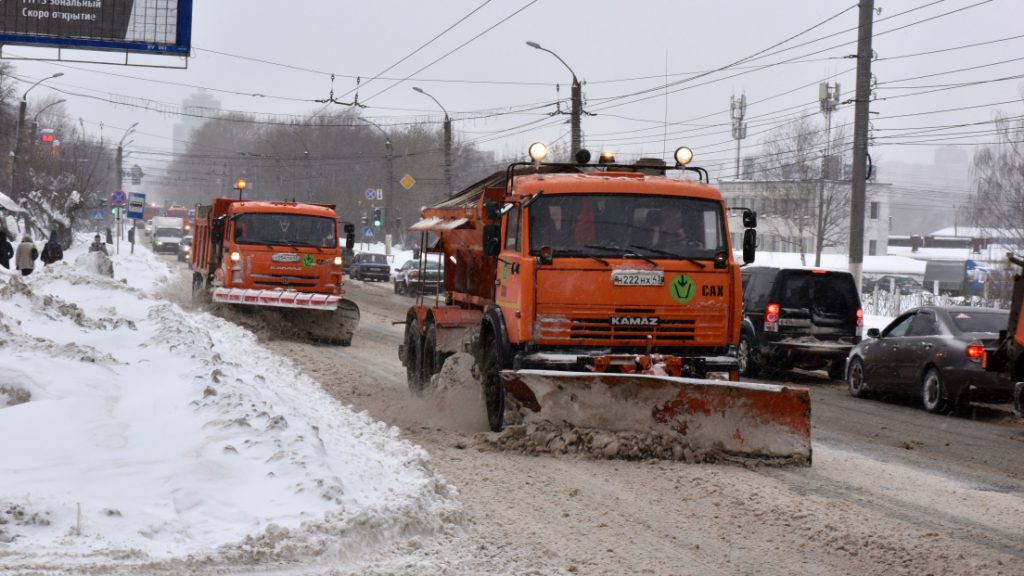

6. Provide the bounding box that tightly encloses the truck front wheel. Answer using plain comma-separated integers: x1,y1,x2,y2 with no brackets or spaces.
404,320,423,394
191,273,211,307
480,329,505,432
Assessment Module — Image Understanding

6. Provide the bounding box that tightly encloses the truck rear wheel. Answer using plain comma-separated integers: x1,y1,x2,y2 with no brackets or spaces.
420,323,442,391
481,329,505,432
404,321,423,394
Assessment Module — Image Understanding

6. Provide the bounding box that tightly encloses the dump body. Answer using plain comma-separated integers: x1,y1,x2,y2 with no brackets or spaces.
191,198,359,345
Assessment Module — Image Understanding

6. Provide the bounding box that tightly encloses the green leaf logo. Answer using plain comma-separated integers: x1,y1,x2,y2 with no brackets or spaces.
301,254,316,268
669,274,696,304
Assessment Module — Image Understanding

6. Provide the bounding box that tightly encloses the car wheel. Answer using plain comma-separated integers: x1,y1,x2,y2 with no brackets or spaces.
393,281,400,294
921,368,948,413
1013,382,1023,418
480,328,505,432
847,357,868,398
738,334,760,377
403,320,423,394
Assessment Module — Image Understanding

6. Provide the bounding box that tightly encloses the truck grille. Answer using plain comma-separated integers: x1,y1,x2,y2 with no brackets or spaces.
535,315,723,343
250,273,318,288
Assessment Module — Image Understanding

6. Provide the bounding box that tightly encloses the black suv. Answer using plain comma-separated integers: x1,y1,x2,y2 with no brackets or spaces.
351,252,391,282
739,267,863,379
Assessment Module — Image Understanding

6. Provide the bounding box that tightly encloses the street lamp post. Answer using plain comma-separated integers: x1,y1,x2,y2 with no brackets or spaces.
31,98,67,139
11,72,64,221
114,122,137,254
362,118,394,237
412,86,452,197
526,41,582,158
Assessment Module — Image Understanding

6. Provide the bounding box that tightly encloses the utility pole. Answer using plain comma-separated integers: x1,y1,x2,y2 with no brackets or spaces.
816,82,840,267
730,93,748,180
848,0,875,290
570,79,582,159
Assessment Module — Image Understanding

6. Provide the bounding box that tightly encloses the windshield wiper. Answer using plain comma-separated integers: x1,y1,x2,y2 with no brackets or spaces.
629,244,706,269
556,249,609,267
584,244,658,267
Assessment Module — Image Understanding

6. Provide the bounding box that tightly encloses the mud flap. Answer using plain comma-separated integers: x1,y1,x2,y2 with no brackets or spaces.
501,370,812,464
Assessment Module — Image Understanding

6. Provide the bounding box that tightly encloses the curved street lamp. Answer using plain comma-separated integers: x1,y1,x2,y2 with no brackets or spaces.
361,117,394,236
11,73,65,207
526,41,583,157
413,86,453,196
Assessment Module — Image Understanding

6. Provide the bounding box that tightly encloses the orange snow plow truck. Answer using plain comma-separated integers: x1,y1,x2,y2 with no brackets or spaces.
191,198,360,345
399,144,812,463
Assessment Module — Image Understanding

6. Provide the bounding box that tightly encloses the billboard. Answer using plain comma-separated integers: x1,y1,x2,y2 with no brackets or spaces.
0,0,192,55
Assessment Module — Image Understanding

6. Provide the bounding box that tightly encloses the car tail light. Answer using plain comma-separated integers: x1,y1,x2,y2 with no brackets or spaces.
765,303,780,332
965,343,985,363
856,308,864,336
409,270,419,278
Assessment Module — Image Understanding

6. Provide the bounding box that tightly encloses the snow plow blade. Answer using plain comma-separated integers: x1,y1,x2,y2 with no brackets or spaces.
287,298,360,346
500,370,811,464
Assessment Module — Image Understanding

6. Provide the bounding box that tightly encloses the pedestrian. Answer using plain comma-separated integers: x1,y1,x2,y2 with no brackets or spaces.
88,234,109,256
0,233,13,270
15,234,38,276
40,230,63,265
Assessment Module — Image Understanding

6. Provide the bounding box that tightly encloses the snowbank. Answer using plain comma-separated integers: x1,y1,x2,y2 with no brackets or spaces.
0,236,458,571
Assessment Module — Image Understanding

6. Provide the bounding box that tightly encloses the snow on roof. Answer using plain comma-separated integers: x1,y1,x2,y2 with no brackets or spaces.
0,237,456,568
738,250,928,275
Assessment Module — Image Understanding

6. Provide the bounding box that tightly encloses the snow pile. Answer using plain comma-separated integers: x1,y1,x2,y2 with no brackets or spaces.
0,237,458,572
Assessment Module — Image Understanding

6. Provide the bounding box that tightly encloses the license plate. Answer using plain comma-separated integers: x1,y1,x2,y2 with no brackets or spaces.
612,270,664,286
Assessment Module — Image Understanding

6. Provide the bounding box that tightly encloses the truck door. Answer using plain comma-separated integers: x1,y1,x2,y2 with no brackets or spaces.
497,205,528,342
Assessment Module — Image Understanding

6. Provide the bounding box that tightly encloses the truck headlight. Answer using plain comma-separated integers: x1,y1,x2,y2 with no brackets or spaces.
231,251,241,262
334,256,343,266
184,246,190,253
156,241,163,246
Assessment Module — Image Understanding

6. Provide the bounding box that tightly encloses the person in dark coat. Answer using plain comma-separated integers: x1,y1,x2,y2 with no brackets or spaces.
40,230,64,265
15,234,37,276
0,233,12,270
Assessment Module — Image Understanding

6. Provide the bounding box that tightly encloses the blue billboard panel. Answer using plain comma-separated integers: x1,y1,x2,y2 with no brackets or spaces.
0,0,192,55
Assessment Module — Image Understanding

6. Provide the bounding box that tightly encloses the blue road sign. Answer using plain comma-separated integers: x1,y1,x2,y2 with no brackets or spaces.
91,209,105,222
363,226,375,238
111,189,127,207
365,188,376,200
127,192,146,220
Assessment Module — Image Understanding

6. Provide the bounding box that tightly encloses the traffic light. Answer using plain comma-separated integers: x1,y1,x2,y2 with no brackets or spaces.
373,208,382,228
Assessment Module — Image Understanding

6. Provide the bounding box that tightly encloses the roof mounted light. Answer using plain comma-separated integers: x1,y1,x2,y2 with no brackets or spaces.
674,146,694,166
598,150,615,164
528,141,549,162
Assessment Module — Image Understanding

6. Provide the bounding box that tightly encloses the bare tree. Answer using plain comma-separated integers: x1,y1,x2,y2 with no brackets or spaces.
970,105,1024,253
758,115,850,264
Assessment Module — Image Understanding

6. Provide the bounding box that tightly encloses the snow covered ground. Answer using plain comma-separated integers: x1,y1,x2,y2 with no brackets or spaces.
0,237,458,573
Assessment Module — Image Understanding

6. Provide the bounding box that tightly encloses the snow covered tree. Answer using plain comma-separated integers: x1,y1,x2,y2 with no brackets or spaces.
970,106,1024,252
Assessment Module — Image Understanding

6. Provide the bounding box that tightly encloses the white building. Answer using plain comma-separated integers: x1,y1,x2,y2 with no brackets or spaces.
717,179,892,258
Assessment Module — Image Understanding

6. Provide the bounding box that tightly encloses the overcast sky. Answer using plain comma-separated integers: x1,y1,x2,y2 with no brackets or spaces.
5,0,1023,192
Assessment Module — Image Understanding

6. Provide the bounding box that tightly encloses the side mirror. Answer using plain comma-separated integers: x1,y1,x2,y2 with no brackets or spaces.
742,229,756,264
483,224,501,257
743,209,757,229
867,328,880,339
211,218,225,244
484,199,500,221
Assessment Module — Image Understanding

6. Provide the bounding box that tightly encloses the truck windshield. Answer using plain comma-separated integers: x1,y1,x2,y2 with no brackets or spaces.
527,194,726,259
233,213,337,248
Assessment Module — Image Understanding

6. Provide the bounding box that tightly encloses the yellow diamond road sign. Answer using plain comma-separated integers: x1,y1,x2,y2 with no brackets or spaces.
399,174,416,190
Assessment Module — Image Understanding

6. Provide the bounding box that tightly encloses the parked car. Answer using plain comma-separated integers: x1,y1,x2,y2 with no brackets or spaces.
341,247,355,276
865,274,925,295
177,235,193,263
350,252,391,282
739,267,863,379
846,305,1011,412
394,256,444,296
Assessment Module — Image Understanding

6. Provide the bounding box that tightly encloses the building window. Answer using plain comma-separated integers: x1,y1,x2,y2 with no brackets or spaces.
869,239,877,256
869,201,879,219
